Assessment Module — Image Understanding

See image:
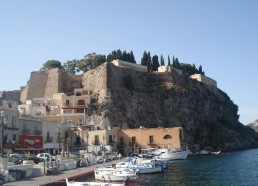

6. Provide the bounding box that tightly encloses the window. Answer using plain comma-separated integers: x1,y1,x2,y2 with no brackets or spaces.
22,124,26,133
47,131,50,142
12,116,16,128
78,99,85,105
149,135,154,144
108,135,112,144
119,137,124,146
132,136,136,143
75,91,81,96
94,135,99,144
12,134,16,141
66,100,70,106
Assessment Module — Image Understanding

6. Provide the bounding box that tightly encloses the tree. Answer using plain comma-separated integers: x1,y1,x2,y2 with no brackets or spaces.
64,53,106,73
107,50,136,63
63,59,80,74
141,51,148,66
172,56,175,67
160,55,165,66
198,65,205,75
168,55,171,66
147,52,152,72
152,55,160,71
42,60,62,70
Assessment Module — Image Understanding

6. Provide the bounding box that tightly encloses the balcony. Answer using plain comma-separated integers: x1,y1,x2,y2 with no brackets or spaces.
118,143,126,147
129,142,138,146
22,129,30,135
34,130,41,135
147,141,156,145
46,136,53,143
92,140,100,145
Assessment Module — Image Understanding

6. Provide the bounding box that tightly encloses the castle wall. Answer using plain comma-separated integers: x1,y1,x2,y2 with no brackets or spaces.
20,69,82,101
27,71,48,100
82,63,108,103
44,68,61,98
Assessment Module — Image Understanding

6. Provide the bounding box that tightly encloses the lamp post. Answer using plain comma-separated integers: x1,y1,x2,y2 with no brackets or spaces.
85,130,89,153
102,134,105,159
0,111,7,158
57,122,62,155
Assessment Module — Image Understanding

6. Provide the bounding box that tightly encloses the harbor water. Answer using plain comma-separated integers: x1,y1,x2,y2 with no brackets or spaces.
78,148,258,186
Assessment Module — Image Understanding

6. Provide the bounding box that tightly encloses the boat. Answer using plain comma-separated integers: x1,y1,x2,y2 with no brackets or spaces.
94,169,137,182
146,147,190,160
65,178,126,186
115,158,164,174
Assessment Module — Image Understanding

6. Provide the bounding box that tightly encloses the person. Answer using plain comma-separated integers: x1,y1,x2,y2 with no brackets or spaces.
118,153,122,159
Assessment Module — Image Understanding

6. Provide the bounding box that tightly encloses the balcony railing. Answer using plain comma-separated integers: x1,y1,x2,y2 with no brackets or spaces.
46,136,53,143
147,141,156,145
22,129,30,135
129,142,138,146
92,140,100,145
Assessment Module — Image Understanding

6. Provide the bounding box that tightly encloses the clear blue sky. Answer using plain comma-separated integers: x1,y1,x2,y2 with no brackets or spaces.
0,1,257,125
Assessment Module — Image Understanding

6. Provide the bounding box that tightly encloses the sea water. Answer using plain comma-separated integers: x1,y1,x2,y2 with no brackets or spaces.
80,148,258,186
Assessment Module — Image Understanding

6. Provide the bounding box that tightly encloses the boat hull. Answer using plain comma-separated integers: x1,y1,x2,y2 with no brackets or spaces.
94,172,137,182
65,178,126,186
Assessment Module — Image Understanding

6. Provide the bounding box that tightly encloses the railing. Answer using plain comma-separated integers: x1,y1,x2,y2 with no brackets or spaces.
46,136,53,143
92,140,100,145
147,141,156,145
129,142,138,146
22,129,30,134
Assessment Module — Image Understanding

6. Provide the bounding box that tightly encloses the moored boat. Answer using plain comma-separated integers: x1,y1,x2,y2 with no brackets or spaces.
65,178,126,186
94,169,137,182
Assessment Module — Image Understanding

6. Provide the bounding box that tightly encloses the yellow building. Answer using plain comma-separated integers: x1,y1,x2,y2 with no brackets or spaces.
118,127,183,154
78,127,184,155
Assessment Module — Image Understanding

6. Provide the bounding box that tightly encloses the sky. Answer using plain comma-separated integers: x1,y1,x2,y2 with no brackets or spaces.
0,1,257,125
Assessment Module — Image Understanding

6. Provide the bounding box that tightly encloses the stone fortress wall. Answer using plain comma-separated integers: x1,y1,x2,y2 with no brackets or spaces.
20,69,82,104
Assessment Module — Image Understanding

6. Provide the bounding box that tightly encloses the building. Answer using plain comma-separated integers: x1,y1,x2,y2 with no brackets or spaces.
189,73,217,93
158,65,183,75
112,59,147,72
0,106,20,154
16,116,44,154
70,127,184,155
42,120,70,155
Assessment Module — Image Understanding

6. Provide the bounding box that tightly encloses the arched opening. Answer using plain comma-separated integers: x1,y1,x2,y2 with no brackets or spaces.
163,135,172,140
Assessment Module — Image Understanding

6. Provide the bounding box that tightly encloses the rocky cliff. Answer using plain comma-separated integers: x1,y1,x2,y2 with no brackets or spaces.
83,62,258,151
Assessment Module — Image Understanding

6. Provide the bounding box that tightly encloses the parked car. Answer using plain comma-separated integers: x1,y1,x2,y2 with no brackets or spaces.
9,153,27,164
8,156,22,165
10,153,27,161
37,153,56,161
26,154,44,164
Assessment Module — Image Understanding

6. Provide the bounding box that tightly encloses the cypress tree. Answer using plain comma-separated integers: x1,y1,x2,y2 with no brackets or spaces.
168,55,171,66
147,52,152,72
160,55,165,66
152,55,160,71
141,51,148,66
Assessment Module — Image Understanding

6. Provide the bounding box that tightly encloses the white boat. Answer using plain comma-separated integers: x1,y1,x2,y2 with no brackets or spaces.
146,147,190,160
94,169,137,182
65,178,125,186
115,159,164,174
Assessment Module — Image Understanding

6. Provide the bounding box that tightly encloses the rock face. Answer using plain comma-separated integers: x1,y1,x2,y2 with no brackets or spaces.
82,62,258,150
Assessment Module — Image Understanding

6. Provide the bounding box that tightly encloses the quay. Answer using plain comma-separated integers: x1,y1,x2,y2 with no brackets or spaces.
4,159,122,186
